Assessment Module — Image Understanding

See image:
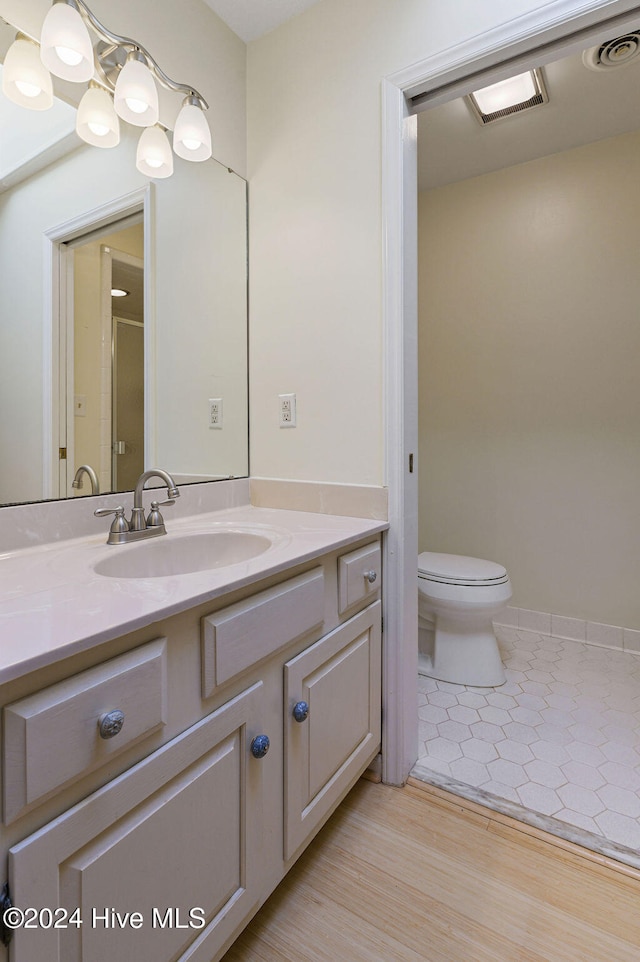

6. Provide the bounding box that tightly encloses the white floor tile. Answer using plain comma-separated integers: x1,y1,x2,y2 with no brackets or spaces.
413,627,640,857
524,759,566,790
595,811,640,848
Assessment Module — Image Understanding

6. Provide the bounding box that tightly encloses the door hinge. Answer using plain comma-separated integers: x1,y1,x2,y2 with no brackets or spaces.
59,447,67,460
0,882,13,946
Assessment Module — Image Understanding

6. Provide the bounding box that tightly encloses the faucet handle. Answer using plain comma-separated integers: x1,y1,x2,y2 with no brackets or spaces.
146,499,175,527
94,506,130,535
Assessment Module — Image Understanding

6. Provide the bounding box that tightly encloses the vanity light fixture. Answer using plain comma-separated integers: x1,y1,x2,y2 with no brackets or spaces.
173,96,212,162
467,68,548,124
40,0,94,83
4,0,212,178
136,125,173,179
2,35,53,110
76,83,119,147
113,49,159,127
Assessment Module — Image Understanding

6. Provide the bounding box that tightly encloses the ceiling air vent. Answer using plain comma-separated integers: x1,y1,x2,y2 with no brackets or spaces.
583,31,640,71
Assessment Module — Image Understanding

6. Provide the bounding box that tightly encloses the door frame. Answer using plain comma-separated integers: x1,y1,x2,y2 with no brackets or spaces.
381,0,640,785
42,186,151,498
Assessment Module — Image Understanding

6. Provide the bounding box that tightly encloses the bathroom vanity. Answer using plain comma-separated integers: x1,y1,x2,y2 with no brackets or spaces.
0,505,385,961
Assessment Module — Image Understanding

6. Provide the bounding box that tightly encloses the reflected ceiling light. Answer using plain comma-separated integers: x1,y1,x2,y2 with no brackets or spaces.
136,125,173,179
114,50,158,127
111,288,129,297
173,96,212,161
40,0,94,83
76,83,119,147
467,69,548,125
2,35,53,110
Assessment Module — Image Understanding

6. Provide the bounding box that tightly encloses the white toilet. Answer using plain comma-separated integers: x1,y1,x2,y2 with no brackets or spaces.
418,552,512,687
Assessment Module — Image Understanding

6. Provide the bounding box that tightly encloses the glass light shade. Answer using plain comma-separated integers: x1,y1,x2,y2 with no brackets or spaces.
2,38,53,110
76,86,120,147
136,125,173,178
114,56,159,127
471,71,537,115
40,2,94,83
173,102,212,161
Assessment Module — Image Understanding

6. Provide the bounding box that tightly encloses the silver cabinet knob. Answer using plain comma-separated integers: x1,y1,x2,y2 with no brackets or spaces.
98,709,125,739
250,734,270,759
364,570,378,584
292,700,309,723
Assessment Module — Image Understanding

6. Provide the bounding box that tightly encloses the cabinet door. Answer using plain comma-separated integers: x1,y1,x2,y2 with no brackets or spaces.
283,602,381,860
9,682,268,962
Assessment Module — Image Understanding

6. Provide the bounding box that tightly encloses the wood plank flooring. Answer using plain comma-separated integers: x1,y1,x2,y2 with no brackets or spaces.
222,778,640,961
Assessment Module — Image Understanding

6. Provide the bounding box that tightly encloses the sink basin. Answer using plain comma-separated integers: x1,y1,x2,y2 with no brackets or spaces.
93,530,273,579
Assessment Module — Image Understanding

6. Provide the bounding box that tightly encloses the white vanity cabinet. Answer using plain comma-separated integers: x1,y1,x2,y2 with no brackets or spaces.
0,535,382,962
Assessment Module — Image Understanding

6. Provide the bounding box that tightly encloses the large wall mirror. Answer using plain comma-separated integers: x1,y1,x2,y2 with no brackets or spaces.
0,13,248,509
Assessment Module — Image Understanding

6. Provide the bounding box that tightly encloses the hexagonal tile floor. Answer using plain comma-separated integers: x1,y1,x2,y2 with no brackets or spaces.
412,625,640,868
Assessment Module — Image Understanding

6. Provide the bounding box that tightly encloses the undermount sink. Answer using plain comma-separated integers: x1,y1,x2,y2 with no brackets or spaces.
93,530,273,579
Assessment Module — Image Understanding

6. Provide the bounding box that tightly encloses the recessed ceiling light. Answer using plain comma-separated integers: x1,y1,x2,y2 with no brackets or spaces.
467,69,548,125
111,288,129,297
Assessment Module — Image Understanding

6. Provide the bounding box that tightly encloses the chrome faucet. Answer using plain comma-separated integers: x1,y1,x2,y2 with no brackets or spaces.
94,469,180,545
72,464,100,495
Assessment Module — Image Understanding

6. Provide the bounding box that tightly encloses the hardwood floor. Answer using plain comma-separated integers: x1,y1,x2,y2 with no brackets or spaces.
223,778,640,961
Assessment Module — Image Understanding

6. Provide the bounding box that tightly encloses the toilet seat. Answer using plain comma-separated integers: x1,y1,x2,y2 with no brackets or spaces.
418,551,509,587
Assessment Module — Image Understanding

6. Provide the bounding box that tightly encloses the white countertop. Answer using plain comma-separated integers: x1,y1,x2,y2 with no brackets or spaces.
0,505,387,685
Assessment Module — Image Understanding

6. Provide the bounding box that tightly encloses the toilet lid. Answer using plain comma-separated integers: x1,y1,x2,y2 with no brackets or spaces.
418,551,509,586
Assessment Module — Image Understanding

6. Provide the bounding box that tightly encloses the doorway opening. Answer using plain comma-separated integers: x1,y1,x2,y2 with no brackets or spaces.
66,217,144,497
381,0,640,787
392,3,640,857
43,187,149,500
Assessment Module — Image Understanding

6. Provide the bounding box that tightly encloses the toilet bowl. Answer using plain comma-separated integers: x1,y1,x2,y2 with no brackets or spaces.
418,552,512,687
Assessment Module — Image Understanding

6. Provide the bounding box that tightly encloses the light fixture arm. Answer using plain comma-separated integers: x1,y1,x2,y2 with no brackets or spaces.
66,0,209,109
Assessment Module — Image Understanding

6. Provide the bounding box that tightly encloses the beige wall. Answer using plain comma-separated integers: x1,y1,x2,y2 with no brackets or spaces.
246,0,602,485
418,129,640,630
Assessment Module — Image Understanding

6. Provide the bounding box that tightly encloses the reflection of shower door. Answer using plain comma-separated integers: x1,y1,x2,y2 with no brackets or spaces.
112,317,144,491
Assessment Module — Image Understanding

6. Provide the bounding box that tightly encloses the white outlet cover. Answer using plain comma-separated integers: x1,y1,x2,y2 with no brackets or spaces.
279,393,296,428
209,397,223,429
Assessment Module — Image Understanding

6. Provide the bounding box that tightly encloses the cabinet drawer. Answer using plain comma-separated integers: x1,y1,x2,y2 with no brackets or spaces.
338,541,381,614
202,567,324,697
9,682,265,962
283,601,381,860
3,639,167,824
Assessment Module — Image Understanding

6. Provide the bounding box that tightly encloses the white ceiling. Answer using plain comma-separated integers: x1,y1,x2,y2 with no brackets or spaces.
202,0,322,42
418,38,640,191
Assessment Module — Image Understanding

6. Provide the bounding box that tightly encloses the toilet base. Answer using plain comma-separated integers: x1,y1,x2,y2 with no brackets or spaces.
418,620,506,688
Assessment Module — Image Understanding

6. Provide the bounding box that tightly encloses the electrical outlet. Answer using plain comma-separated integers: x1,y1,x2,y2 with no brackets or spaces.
208,397,223,429
279,393,296,428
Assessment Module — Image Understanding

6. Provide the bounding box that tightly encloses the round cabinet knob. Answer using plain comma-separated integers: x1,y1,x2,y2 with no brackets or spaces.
98,709,125,739
292,700,309,723
364,570,378,584
250,734,270,759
